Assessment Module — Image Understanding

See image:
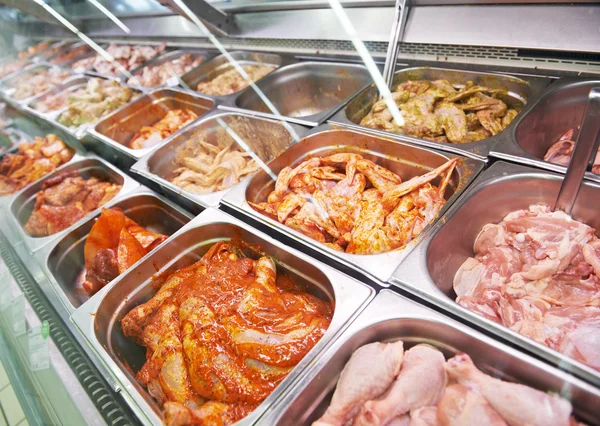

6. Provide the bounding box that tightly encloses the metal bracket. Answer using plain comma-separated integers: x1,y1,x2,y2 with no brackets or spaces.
382,0,410,91
156,0,238,36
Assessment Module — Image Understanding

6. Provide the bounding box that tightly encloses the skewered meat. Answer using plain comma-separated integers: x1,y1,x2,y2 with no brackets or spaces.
24,170,121,237
453,205,600,370
130,109,198,150
17,41,49,59
251,154,456,255
360,80,521,144
72,43,166,76
82,208,168,295
196,64,275,96
0,135,74,195
51,44,92,65
6,67,71,100
0,60,27,79
121,240,333,425
315,342,578,426
544,129,600,174
57,78,135,127
128,53,204,87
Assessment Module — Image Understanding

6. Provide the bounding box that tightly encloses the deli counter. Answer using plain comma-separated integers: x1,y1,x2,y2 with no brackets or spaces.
0,1,599,425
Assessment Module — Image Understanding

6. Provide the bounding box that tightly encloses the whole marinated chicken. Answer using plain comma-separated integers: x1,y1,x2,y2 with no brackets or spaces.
122,240,333,426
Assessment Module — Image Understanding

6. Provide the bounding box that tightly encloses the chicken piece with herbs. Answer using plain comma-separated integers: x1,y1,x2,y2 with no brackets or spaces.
130,109,198,150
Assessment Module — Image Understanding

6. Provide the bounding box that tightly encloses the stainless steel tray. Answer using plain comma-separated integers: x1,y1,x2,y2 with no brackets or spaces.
0,59,31,82
491,77,600,184
86,88,215,161
81,44,169,81
8,155,139,254
258,289,600,426
70,207,375,426
221,61,373,127
33,187,192,323
180,50,287,101
34,40,77,62
59,43,107,69
391,160,600,386
328,66,550,160
126,49,216,91
222,124,485,283
131,110,308,212
0,63,74,106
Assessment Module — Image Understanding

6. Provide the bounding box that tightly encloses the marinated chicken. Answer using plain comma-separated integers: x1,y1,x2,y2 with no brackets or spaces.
0,135,74,196
17,41,50,59
38,41,74,59
0,60,27,79
121,240,333,426
251,154,456,255
34,90,72,113
24,170,122,237
6,68,71,100
360,80,521,144
128,53,204,87
57,78,135,128
544,128,600,174
72,43,166,76
454,205,600,371
82,208,168,295
196,64,275,96
130,109,199,150
315,341,578,426
51,43,91,65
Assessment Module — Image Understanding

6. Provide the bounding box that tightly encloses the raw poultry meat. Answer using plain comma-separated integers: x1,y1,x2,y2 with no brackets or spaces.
453,204,600,370
38,41,74,59
360,80,521,144
544,128,600,174
251,154,456,255
121,240,333,426
130,109,199,150
57,78,135,128
315,342,579,426
0,60,27,79
72,42,166,76
0,134,74,196
51,43,92,65
128,53,204,87
6,67,71,100
17,41,50,59
24,170,122,237
196,64,275,96
82,208,168,295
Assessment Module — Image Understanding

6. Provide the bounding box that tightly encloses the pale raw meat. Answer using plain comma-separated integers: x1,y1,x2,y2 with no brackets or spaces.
437,384,507,426
409,406,439,426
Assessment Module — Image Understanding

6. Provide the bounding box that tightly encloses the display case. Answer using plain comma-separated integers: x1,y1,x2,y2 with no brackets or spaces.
0,1,599,425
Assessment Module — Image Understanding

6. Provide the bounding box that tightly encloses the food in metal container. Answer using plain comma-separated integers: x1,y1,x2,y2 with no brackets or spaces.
72,42,166,76
196,64,275,96
0,134,74,196
130,108,198,150
57,78,134,128
34,90,73,113
544,128,600,174
453,204,600,371
360,80,520,144
251,154,456,254
24,170,122,237
128,53,205,87
17,41,49,59
315,340,577,426
121,240,333,425
0,60,27,79
51,43,91,64
81,208,168,295
7,68,71,100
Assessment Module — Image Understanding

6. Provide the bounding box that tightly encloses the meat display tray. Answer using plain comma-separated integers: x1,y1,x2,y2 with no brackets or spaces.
220,61,373,127
390,160,600,386
221,124,484,283
258,289,600,426
70,207,375,426
131,110,308,213
8,155,139,254
0,63,75,107
87,88,215,161
328,66,550,160
491,77,600,184
33,40,77,62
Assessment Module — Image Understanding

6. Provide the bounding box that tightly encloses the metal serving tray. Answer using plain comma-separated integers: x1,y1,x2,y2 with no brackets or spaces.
328,66,550,160
71,207,375,426
34,40,77,61
33,188,192,324
0,60,31,86
87,88,215,161
8,155,139,254
221,61,373,127
131,111,307,212
181,50,286,100
222,124,484,283
491,78,600,184
259,289,600,426
0,63,74,106
391,160,600,386
126,49,216,91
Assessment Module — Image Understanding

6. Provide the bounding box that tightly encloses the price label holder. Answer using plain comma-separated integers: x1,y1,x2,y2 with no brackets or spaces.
29,320,50,371
11,293,25,336
0,260,12,311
